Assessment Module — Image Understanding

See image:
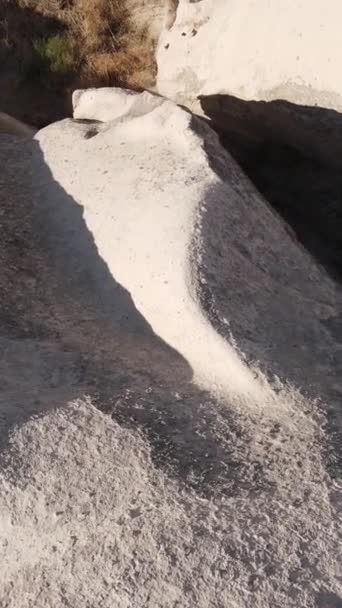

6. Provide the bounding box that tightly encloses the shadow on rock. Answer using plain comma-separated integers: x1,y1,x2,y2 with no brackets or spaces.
199,93,342,282
193,105,342,476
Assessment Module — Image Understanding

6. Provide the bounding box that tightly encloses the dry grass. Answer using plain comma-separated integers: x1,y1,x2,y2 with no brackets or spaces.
0,0,159,125
21,0,157,87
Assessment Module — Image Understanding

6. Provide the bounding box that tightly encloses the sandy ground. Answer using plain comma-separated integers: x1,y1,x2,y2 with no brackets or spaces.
0,90,341,607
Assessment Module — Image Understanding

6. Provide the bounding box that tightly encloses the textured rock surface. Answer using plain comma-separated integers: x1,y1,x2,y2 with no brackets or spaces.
0,90,341,607
157,0,342,111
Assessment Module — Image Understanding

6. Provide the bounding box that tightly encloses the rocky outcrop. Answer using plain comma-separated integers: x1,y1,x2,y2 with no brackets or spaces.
156,0,342,170
157,0,342,111
0,89,341,607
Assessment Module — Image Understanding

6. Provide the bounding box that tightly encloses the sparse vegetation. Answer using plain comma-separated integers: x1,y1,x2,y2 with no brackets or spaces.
33,34,75,76
0,0,158,125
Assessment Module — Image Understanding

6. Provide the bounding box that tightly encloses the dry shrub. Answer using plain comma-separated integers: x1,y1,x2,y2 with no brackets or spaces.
84,40,156,89
0,0,158,124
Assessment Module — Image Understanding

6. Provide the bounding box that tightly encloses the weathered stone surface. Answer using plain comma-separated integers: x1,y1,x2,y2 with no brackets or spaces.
0,90,340,607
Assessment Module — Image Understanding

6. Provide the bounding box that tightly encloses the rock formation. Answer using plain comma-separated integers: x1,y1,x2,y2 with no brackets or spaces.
0,88,340,607
157,0,342,111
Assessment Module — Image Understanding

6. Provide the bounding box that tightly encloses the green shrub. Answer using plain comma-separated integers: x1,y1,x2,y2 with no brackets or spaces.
33,34,75,76
21,33,76,86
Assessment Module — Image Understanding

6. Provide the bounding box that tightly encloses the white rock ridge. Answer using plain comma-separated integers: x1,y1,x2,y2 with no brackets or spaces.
0,89,341,607
67,89,341,416
52,87,271,407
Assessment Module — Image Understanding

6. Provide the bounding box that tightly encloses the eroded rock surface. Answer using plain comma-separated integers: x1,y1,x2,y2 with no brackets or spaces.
0,90,341,607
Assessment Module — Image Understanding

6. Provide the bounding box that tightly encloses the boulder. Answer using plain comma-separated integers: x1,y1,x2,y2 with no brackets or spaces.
0,111,36,137
33,88,341,411
156,0,342,168
157,0,342,111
